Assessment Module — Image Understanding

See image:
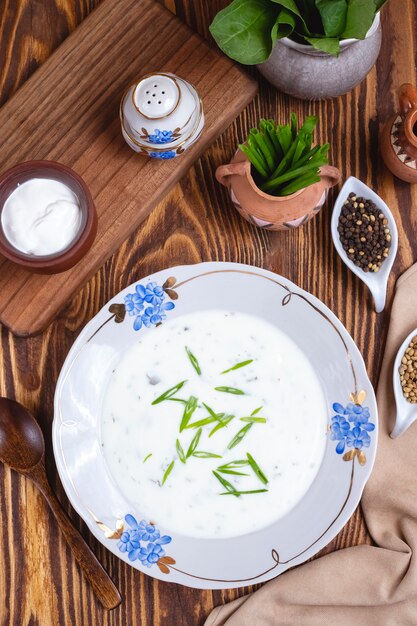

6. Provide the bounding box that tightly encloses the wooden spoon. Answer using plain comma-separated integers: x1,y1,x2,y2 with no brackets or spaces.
0,397,122,610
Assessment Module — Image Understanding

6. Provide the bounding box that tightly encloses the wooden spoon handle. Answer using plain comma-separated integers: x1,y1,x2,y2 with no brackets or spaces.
38,477,122,610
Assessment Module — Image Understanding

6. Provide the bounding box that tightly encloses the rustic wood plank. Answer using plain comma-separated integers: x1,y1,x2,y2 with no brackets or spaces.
0,0,257,336
0,0,415,624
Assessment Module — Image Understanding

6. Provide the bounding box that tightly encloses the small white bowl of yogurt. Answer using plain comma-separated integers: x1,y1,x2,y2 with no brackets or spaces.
0,160,97,273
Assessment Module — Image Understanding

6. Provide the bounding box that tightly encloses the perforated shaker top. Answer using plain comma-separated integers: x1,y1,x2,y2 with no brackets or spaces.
133,74,180,119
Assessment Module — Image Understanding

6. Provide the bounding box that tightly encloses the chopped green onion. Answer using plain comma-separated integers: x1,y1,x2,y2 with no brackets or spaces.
193,451,223,459
209,414,234,437
176,439,186,464
291,145,320,170
179,395,198,432
186,416,218,429
185,346,202,376
214,386,245,395
240,417,267,424
152,380,187,405
276,124,292,156
161,460,175,486
143,453,152,463
251,406,263,416
290,112,298,139
239,143,269,179
217,468,249,476
221,359,253,374
270,134,303,180
247,452,269,485
217,460,249,470
186,427,202,458
280,172,321,196
239,114,326,198
261,159,328,194
202,403,224,423
227,423,253,449
266,120,283,160
260,120,280,163
250,128,275,173
220,489,268,496
212,471,240,497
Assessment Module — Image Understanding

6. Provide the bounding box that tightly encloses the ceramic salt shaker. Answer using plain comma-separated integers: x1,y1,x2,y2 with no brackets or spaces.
120,72,204,159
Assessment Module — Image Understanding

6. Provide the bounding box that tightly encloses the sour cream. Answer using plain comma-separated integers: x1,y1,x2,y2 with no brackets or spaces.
1,178,82,256
101,310,327,539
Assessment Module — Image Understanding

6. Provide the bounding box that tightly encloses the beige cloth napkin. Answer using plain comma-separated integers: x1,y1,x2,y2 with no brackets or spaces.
206,263,417,626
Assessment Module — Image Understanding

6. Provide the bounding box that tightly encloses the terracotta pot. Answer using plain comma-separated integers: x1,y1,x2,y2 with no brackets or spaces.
0,160,97,274
216,150,341,231
380,83,417,183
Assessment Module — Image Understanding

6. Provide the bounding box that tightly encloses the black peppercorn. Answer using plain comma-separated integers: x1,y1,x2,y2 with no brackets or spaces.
337,195,391,272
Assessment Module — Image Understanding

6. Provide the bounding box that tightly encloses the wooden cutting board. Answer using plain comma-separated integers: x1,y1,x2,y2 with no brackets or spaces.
0,0,257,337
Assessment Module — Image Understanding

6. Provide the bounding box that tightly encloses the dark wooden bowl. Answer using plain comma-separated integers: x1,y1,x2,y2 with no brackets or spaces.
0,160,97,273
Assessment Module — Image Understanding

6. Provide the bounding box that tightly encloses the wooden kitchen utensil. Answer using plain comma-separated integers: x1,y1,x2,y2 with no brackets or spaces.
0,398,121,610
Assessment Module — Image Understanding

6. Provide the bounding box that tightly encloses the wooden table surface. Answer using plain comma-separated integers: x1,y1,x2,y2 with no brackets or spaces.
0,0,416,624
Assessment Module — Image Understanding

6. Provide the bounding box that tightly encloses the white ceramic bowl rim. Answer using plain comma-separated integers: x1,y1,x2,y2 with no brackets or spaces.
52,262,378,589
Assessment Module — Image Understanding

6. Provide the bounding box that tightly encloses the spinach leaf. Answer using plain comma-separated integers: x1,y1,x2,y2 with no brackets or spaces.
297,0,324,34
304,36,340,55
209,0,279,65
211,0,383,62
271,8,296,42
270,0,302,16
315,0,347,37
341,0,376,40
271,0,314,35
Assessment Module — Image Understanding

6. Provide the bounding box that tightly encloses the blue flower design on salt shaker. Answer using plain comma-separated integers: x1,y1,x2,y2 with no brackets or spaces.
120,72,204,158
148,129,174,144
149,150,177,160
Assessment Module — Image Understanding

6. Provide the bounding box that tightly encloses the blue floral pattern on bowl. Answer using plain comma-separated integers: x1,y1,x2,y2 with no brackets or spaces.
104,277,178,333
329,391,375,464
117,515,172,566
124,281,175,331
149,150,177,159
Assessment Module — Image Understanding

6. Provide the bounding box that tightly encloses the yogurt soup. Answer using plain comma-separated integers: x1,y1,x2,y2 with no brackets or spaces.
101,310,327,538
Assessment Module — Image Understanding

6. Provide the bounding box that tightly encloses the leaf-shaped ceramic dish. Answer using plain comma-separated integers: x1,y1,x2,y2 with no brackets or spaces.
53,262,377,589
391,327,417,438
331,177,398,313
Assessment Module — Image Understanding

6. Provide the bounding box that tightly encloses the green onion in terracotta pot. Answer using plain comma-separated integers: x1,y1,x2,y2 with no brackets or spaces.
238,114,329,197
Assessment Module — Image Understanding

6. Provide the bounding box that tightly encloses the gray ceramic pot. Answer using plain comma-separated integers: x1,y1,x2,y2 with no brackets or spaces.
257,13,382,100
